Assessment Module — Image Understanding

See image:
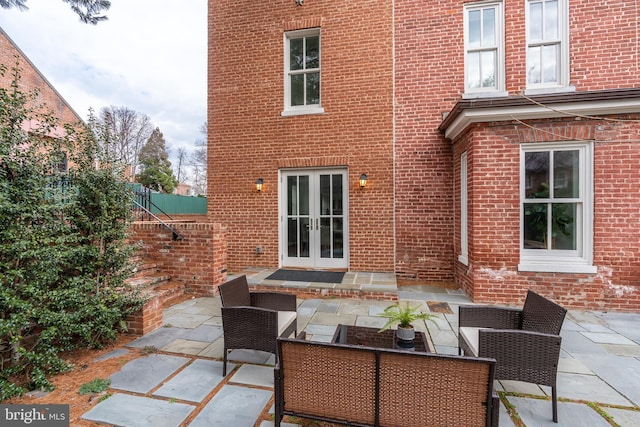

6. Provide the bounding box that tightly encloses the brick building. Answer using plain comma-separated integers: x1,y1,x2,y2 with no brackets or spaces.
0,27,82,127
208,0,640,311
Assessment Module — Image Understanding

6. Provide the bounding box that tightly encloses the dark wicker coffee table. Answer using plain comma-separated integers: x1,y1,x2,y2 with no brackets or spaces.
331,324,431,353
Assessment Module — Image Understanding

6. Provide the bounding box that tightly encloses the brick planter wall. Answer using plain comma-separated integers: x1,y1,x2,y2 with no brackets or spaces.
126,222,227,334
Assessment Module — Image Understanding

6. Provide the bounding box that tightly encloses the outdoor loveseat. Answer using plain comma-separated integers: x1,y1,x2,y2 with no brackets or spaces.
218,275,297,376
458,290,567,422
274,334,499,427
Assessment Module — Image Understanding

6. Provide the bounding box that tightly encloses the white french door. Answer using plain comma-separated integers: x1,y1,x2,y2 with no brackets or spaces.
280,169,348,269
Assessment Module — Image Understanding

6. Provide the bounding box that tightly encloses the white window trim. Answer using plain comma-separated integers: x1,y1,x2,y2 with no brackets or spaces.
524,0,571,93
459,152,469,265
518,141,597,274
463,1,505,97
282,28,324,117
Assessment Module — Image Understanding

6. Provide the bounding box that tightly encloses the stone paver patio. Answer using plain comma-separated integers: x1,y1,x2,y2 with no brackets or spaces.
81,269,640,426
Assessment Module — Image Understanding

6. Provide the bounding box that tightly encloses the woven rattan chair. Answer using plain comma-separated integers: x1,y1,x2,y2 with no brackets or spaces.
218,275,297,376
458,290,567,423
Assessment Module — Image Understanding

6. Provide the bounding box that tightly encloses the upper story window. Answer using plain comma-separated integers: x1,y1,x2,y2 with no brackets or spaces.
464,2,505,97
526,0,571,93
519,142,596,273
283,28,324,116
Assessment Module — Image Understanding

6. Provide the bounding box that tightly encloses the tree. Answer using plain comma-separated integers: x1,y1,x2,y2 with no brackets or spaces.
175,147,188,184
0,0,111,24
189,121,207,196
137,127,177,193
90,106,153,182
0,64,145,399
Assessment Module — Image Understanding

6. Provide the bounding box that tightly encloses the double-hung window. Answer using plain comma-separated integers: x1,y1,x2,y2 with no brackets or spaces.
519,142,596,273
464,2,505,97
526,0,571,92
283,28,323,116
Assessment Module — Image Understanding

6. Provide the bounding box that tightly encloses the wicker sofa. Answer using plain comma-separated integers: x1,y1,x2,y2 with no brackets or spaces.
274,334,499,427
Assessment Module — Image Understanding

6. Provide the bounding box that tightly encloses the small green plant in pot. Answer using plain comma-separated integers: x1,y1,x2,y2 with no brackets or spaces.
378,302,437,347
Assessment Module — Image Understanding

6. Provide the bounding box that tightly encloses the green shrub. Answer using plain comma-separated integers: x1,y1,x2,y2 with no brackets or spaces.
0,63,146,400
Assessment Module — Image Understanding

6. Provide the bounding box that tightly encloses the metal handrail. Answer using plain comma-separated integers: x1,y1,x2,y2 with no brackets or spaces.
132,199,183,241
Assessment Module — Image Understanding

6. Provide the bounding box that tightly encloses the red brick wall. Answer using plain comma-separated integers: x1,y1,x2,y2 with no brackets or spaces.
445,1,640,311
131,222,228,297
452,118,640,312
0,29,82,125
207,0,395,272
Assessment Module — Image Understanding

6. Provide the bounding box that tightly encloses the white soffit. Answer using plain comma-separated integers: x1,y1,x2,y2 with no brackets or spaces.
443,98,640,140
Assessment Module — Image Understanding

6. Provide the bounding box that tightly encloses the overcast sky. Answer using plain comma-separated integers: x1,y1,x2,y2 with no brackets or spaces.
0,0,207,169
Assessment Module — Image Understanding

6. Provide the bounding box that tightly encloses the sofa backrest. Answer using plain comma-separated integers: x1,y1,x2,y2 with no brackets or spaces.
378,351,496,426
278,338,377,425
277,337,497,427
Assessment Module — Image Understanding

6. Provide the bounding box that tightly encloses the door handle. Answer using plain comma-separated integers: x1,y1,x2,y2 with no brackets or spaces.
316,218,319,230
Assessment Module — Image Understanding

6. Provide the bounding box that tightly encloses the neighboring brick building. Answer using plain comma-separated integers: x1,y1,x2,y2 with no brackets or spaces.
0,27,82,127
208,0,640,311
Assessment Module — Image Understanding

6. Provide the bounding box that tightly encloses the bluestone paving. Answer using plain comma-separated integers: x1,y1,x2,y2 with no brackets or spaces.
109,354,190,394
188,385,272,427
82,393,194,427
605,406,640,427
78,269,639,426
229,364,274,388
507,397,611,426
153,359,227,403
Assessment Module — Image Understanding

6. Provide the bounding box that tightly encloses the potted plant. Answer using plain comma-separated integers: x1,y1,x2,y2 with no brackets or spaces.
378,302,437,348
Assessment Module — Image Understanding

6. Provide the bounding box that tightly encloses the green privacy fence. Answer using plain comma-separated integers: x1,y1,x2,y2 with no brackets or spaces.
149,192,207,215
132,184,207,216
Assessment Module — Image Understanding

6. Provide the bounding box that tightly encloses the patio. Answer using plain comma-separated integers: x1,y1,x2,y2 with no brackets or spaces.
81,269,640,426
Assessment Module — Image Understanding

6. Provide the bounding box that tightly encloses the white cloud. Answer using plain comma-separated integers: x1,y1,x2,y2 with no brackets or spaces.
0,0,207,164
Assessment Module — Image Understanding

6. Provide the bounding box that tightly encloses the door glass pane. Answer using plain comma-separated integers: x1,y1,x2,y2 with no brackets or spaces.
287,218,298,256
552,203,576,250
289,38,303,70
299,176,309,215
320,217,331,258
299,217,310,257
291,74,304,106
554,150,578,198
525,151,550,198
320,174,330,216
287,176,297,215
333,218,343,258
524,203,548,249
332,174,343,215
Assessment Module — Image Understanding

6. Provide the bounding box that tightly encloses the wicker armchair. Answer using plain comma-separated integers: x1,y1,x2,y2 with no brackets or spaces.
458,290,567,423
218,275,297,376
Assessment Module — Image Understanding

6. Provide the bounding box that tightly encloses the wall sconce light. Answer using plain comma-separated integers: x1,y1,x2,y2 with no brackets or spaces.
359,173,368,188
256,178,264,192
295,0,303,5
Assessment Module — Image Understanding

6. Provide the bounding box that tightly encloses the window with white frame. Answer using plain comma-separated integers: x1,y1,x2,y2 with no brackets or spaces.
459,152,469,265
526,0,569,91
519,142,596,273
464,1,504,96
283,29,323,116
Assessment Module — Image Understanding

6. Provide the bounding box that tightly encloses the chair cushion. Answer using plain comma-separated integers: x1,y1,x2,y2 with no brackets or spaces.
278,311,297,336
459,327,486,356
